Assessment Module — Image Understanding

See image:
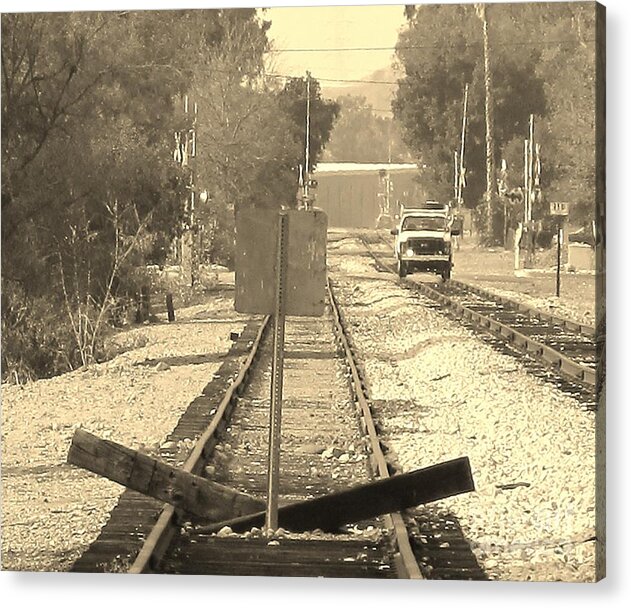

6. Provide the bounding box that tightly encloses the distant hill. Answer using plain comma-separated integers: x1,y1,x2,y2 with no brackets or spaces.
321,64,403,113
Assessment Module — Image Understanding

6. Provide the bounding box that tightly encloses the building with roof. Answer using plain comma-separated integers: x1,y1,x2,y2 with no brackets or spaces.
312,162,424,228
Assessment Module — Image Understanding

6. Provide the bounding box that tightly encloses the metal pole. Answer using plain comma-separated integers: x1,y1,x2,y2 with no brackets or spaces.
523,139,529,224
454,150,459,202
191,101,199,287
528,114,534,222
556,220,561,298
304,71,311,206
266,212,289,531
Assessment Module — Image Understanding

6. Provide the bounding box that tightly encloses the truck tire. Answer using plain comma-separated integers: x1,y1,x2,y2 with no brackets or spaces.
397,259,407,278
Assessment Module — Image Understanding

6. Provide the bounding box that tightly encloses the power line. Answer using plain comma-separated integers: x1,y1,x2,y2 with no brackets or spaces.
265,38,595,53
201,67,399,86
268,73,398,86
318,76,398,85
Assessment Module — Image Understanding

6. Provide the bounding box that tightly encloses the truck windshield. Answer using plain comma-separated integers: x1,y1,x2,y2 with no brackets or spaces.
402,216,446,231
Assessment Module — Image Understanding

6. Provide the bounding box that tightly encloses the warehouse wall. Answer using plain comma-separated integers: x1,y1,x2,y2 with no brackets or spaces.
314,170,422,228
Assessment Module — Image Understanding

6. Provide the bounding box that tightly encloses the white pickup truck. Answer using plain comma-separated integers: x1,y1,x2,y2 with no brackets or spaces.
390,203,459,280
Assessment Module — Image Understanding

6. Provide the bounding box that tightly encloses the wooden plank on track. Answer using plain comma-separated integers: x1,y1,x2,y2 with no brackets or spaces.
199,456,475,533
67,429,266,521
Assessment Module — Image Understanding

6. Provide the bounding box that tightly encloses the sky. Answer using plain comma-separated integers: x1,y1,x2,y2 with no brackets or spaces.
263,4,407,87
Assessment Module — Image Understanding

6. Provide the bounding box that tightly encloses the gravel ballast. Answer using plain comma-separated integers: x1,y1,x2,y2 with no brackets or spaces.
1,291,249,572
2,240,597,581
329,237,596,582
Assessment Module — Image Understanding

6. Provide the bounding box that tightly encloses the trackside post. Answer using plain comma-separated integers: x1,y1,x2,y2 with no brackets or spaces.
234,208,327,531
266,212,288,529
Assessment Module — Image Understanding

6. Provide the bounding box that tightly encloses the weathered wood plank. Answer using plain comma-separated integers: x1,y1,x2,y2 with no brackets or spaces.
67,429,265,521
199,456,475,533
68,431,474,534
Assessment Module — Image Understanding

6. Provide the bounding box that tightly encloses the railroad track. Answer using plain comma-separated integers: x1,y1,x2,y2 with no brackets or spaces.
71,317,269,574
432,279,596,371
71,282,485,579
358,232,596,408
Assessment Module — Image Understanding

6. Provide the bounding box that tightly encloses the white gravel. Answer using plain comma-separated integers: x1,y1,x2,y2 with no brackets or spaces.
1,287,249,572
329,240,597,582
2,246,598,581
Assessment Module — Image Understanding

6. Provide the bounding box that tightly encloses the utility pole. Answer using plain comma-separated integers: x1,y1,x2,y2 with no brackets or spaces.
498,158,508,247
523,114,541,224
174,95,199,287
190,99,199,287
523,138,529,224
457,82,469,209
522,114,543,267
454,151,459,203
477,3,496,241
527,114,534,223
303,71,312,209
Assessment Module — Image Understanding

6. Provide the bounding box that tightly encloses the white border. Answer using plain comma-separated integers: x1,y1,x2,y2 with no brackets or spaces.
1,1,629,606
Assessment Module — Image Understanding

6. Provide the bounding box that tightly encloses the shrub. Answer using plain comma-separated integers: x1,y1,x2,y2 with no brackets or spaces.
1,283,91,382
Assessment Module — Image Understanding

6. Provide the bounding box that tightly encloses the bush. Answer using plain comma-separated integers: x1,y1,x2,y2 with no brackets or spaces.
1,283,92,382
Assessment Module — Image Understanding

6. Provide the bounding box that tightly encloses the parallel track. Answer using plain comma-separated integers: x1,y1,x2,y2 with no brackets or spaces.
359,232,596,409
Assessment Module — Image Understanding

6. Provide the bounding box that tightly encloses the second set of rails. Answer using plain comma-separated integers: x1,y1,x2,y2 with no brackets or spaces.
359,231,597,410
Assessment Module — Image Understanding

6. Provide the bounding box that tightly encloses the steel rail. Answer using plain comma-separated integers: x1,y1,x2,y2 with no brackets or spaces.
129,278,422,577
447,278,595,336
374,229,595,336
327,278,423,580
128,316,271,574
411,281,596,387
360,235,595,388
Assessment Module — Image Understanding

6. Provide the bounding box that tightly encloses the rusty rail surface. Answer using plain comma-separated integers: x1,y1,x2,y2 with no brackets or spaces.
130,282,425,577
447,278,595,337
128,316,271,573
327,279,423,580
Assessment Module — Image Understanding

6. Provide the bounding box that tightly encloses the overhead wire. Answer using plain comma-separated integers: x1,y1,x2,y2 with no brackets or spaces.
265,72,399,85
264,39,596,53
259,36,595,85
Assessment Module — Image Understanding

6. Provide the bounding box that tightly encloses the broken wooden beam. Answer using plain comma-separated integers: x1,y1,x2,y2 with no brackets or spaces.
67,429,265,521
198,456,475,533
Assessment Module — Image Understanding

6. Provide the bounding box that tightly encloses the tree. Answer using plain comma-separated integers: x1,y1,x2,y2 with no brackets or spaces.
189,12,303,265
393,3,597,236
277,76,340,173
392,3,547,239
322,95,411,163
533,4,597,227
477,2,496,239
0,9,295,379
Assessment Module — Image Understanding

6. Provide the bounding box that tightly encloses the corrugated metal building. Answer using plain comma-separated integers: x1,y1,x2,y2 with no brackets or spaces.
313,162,423,228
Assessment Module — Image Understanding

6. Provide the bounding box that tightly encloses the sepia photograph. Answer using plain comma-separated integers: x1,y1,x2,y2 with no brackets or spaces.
1,0,609,592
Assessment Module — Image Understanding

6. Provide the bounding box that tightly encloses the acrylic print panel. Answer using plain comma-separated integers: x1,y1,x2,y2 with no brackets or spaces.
1,0,604,584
